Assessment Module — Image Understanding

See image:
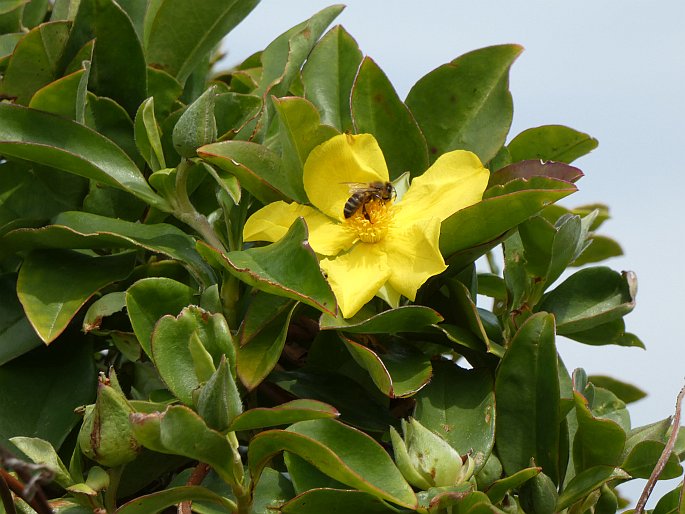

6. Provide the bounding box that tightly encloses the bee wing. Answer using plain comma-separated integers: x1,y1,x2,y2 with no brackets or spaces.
340,182,373,194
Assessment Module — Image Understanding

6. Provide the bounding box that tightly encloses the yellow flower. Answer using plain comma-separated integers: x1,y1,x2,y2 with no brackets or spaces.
243,133,489,318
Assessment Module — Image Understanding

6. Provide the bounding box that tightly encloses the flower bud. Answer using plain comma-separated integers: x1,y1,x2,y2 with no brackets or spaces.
390,418,474,489
77,372,141,467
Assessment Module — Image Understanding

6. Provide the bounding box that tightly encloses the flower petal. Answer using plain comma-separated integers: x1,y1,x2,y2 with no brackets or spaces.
304,133,390,222
383,218,447,301
395,150,489,224
243,201,356,256
320,243,391,318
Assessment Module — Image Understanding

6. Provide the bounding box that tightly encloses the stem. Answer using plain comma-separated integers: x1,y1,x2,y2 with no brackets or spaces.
227,432,251,514
0,472,17,514
635,382,685,514
174,159,228,254
104,465,124,514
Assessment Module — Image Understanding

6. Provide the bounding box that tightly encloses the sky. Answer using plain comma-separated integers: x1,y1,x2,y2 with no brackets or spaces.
221,0,685,505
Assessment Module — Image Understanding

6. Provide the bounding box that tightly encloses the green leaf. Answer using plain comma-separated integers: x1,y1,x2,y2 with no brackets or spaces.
272,95,339,203
508,125,598,164
228,399,339,432
564,318,644,348
16,249,134,343
65,0,146,116
446,279,495,352
134,97,166,171
556,466,629,511
85,93,141,167
144,0,259,84
248,419,417,509
126,277,196,358
172,85,217,158
0,103,169,210
198,140,288,204
589,376,647,404
406,45,523,163
351,57,428,179
197,218,336,315
415,362,495,472
147,66,183,118
0,339,96,449
2,211,216,286
151,306,234,406
572,235,623,266
340,335,432,398
572,391,626,471
539,267,637,334
488,160,583,189
652,483,685,514
237,302,297,391
439,177,577,260
495,312,560,482
302,25,363,132
131,405,236,485
486,467,540,504
319,305,442,333
10,436,73,488
214,92,262,140
82,291,126,332
196,356,242,432
28,67,86,119
621,440,682,479
0,21,70,105
0,273,42,365
280,488,399,513
114,486,235,514
22,0,49,29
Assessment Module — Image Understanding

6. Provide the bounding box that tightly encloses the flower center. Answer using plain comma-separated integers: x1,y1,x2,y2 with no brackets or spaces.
346,198,393,243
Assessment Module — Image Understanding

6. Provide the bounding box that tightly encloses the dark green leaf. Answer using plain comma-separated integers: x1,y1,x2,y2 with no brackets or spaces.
82,291,126,332
280,488,399,513
495,313,560,482
134,97,166,171
486,467,540,504
539,267,636,334
440,177,577,259
351,57,428,179
238,291,294,346
488,160,583,188
415,362,495,472
572,235,623,266
406,45,522,163
228,400,339,432
145,0,259,83
17,249,134,343
196,356,242,432
319,305,442,333
0,103,169,209
556,466,629,511
147,66,183,118
126,277,196,358
0,21,69,105
172,85,217,158
302,25,363,132
0,339,96,449
564,318,644,348
28,67,86,119
114,486,235,514
214,92,261,140
22,0,49,29
588,376,647,404
572,391,626,471
248,419,417,509
621,440,682,479
85,93,141,166
0,274,42,365
508,125,598,164
197,218,336,315
652,483,685,514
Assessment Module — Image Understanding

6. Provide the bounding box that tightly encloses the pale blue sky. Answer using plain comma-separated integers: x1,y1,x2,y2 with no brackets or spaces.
222,1,685,504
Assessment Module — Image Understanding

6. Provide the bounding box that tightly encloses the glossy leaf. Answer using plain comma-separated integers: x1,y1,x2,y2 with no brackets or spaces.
82,291,126,332
134,97,166,171
508,125,598,164
172,85,217,158
28,67,86,119
237,302,296,391
406,45,522,163
556,466,629,511
589,375,647,404
439,176,577,259
302,25,363,132
2,211,216,286
351,57,428,179
488,160,583,189
622,440,682,479
285,452,348,493
0,273,42,365
0,339,96,449
0,21,69,105
65,0,146,116
564,318,644,348
572,391,626,471
198,140,289,204
214,92,262,139
145,0,259,83
341,335,432,398
17,249,134,343
126,277,196,358
280,488,399,513
238,291,294,346
248,419,417,509
272,95,339,203
539,267,636,334
320,305,442,333
10,436,73,488
415,362,495,471
151,306,233,406
486,467,540,504
495,313,560,482
228,400,339,432
0,103,169,210
197,218,336,315
114,486,235,514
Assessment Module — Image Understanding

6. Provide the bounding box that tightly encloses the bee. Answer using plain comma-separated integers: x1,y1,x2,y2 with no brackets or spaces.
343,181,396,219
